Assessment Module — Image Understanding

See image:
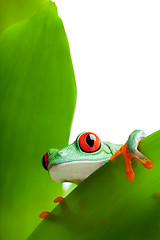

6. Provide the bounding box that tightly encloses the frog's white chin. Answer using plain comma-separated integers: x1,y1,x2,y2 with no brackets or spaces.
49,161,105,184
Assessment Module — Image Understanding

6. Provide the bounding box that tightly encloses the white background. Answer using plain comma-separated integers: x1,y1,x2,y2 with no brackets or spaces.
55,0,160,144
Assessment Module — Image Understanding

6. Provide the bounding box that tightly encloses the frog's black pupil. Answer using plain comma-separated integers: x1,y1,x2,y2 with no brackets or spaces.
86,134,95,147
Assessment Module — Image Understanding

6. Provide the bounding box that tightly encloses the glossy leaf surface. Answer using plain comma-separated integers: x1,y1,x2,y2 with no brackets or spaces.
0,0,45,34
0,1,76,239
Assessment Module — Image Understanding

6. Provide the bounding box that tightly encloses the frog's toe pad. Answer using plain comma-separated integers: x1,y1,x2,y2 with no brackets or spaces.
54,196,64,203
39,211,50,219
139,158,153,169
145,160,154,169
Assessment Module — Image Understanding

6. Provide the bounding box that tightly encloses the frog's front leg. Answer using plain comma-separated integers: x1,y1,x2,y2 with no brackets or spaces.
110,130,153,181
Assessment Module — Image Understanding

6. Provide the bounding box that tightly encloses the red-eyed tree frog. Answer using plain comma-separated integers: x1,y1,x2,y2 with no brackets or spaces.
42,130,153,183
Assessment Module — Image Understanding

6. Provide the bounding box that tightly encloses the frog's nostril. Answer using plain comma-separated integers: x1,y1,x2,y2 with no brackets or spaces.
58,151,63,155
42,152,49,171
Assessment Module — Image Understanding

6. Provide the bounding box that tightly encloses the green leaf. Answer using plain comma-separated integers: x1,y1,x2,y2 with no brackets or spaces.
0,0,46,34
28,130,160,240
0,1,76,239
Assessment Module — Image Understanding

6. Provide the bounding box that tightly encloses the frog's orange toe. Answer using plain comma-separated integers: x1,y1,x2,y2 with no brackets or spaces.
110,144,135,181
121,144,135,181
126,170,135,182
145,160,154,169
39,211,50,219
129,150,154,170
135,158,154,169
54,196,64,203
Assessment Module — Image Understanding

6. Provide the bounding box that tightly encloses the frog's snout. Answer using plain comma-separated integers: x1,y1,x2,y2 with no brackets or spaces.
42,149,60,171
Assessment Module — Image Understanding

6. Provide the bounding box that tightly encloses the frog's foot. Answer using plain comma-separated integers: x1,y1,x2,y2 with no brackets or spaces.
110,144,135,181
110,130,153,181
54,196,64,203
39,211,50,219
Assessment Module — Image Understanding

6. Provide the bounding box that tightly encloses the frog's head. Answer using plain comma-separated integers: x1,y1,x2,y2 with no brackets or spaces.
42,132,112,184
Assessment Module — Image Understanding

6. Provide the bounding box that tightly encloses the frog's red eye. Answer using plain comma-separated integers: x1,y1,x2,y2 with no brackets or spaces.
42,152,49,171
79,132,101,152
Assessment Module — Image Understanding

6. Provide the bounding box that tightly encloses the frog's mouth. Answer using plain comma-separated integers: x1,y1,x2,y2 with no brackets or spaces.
49,161,105,184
